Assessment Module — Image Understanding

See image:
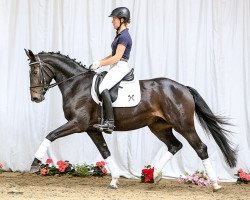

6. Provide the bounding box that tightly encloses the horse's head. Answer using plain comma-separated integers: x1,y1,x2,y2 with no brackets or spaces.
25,49,55,103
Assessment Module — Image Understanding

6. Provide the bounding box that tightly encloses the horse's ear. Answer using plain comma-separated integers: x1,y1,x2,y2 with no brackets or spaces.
24,49,35,61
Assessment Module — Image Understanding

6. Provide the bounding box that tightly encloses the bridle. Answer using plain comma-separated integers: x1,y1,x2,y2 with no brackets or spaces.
29,55,89,95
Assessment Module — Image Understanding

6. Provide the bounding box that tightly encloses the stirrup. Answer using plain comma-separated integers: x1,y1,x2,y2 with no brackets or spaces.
93,121,114,133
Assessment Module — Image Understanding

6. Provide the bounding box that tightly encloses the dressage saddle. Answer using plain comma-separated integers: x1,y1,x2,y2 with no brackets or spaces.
94,68,134,102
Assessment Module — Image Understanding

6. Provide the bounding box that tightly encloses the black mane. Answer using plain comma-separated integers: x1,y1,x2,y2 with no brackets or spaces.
38,51,88,69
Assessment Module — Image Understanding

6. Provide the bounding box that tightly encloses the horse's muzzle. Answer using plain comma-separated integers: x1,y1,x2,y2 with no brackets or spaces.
31,95,45,103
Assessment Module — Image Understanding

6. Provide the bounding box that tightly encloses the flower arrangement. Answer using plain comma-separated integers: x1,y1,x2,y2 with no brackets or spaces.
236,168,250,184
37,159,108,177
0,163,3,174
37,159,74,176
141,165,154,183
92,161,107,176
178,170,212,187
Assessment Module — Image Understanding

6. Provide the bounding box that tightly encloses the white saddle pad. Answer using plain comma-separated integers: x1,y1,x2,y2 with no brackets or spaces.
91,74,141,107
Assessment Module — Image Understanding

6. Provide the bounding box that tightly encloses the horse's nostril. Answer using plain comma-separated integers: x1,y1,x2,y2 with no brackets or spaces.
32,97,39,101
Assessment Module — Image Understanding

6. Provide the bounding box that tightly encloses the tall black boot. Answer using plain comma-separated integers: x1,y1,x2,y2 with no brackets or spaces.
94,89,114,133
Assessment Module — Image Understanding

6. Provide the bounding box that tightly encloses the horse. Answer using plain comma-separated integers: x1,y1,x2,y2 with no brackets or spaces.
25,49,236,191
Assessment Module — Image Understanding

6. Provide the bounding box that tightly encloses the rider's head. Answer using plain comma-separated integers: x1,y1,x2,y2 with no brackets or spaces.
109,7,130,31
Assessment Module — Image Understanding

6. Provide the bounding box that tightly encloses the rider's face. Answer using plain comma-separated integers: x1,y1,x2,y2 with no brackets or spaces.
112,17,120,29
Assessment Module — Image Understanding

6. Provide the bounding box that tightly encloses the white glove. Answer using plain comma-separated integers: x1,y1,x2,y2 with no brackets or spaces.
90,61,101,70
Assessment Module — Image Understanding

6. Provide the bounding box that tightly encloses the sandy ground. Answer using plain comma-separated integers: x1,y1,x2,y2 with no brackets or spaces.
0,172,250,200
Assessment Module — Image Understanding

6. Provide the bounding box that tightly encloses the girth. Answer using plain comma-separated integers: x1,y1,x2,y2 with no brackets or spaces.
94,68,134,102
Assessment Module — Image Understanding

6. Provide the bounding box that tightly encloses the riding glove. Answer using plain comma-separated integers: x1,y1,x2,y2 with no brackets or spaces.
90,61,101,70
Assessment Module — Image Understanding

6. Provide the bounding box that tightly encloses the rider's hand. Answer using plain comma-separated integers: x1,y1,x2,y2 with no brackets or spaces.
89,61,101,70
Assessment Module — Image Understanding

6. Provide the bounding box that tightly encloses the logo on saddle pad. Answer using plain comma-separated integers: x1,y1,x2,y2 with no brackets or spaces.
91,69,141,107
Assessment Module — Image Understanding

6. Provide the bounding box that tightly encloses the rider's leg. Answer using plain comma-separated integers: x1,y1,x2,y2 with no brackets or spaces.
99,61,131,94
95,61,130,133
98,89,114,133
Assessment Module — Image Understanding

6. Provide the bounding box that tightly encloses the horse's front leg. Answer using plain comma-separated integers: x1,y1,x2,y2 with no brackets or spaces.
87,131,120,189
30,120,82,172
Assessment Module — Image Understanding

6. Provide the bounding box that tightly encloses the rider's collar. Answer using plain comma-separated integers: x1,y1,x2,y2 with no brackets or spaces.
116,28,128,35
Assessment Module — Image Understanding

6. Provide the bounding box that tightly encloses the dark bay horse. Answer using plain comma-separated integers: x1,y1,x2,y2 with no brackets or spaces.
25,49,236,191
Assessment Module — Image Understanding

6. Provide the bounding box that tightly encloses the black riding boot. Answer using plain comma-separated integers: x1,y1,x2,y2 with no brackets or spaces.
94,89,114,133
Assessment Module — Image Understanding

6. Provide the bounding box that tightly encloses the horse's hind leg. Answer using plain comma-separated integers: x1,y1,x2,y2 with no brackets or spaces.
148,121,183,182
175,126,221,191
87,131,119,189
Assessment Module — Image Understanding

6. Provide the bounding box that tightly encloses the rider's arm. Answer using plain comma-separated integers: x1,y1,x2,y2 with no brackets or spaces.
101,55,112,61
100,44,126,66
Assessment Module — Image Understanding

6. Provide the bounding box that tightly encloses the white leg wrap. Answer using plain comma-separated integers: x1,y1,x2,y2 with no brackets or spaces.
154,151,173,172
105,156,120,179
202,158,217,183
34,139,51,161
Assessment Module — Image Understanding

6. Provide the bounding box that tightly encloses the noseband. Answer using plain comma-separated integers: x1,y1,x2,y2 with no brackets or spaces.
29,55,89,95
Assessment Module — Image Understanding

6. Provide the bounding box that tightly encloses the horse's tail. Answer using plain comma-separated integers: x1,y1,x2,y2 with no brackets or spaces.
187,86,237,168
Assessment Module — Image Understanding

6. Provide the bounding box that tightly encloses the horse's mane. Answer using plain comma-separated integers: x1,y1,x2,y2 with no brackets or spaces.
38,51,88,70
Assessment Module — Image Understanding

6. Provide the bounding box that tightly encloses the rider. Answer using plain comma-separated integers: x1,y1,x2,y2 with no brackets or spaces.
90,7,132,133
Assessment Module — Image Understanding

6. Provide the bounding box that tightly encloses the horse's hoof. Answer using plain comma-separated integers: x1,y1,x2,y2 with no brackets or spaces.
212,183,222,192
108,184,118,189
153,170,162,183
29,158,41,173
31,158,41,166
30,165,40,173
108,178,119,189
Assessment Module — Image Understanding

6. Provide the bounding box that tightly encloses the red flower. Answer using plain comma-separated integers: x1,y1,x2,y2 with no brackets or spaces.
40,168,48,175
237,168,250,183
46,158,53,164
142,169,148,175
145,176,151,182
57,160,65,166
96,161,105,167
101,167,108,174
239,173,245,179
141,166,154,183
58,166,67,173
0,163,3,169
242,173,250,181
56,160,69,173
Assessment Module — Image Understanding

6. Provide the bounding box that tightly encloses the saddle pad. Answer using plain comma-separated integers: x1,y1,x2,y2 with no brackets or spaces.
91,74,141,107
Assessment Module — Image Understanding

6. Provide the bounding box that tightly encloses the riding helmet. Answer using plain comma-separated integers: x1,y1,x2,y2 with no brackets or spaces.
109,7,130,23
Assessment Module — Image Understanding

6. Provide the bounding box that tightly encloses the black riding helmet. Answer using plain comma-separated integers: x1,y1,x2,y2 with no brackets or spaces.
109,7,130,22
109,7,130,32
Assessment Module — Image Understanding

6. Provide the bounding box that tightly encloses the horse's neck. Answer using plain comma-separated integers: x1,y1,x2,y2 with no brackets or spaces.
41,54,86,80
41,54,93,98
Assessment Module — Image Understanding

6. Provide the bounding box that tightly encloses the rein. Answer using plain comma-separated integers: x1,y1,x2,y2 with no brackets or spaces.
44,71,88,90
29,56,91,94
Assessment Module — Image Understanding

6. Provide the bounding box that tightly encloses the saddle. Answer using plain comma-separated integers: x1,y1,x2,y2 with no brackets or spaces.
94,69,135,102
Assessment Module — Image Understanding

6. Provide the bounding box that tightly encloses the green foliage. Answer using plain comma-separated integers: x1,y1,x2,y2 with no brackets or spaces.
74,164,90,177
